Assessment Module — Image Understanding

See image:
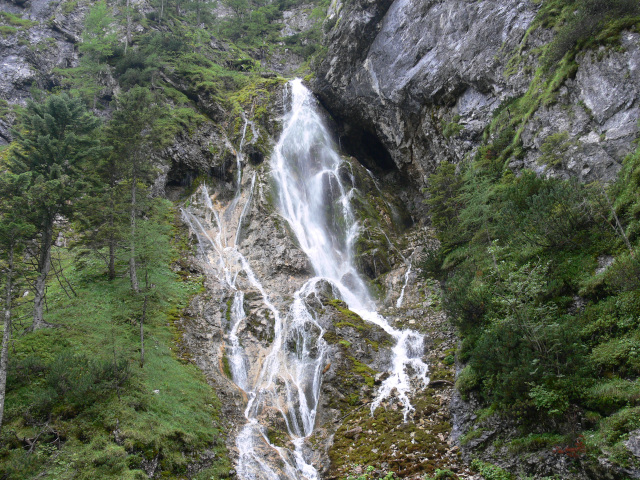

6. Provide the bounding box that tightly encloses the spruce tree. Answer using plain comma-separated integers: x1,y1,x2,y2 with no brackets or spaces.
0,173,35,430
105,86,160,292
9,93,101,330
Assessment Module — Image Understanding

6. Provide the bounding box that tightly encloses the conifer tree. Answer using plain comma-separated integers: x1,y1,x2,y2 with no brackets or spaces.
105,86,160,292
9,93,101,330
0,173,35,430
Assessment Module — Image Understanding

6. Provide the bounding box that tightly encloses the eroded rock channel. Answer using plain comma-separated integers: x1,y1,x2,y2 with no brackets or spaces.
176,80,465,479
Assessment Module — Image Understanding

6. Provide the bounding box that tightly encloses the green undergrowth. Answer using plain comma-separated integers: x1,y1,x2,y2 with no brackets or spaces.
421,0,640,472
469,459,513,480
0,205,229,480
51,0,326,165
426,54,640,480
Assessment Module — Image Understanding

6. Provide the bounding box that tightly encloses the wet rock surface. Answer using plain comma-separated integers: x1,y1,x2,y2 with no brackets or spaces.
173,84,473,478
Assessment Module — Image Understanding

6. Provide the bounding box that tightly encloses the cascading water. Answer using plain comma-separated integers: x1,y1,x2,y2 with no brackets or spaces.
272,79,429,422
182,79,429,480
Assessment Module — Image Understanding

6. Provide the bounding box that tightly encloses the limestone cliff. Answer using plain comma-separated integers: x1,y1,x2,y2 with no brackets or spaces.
314,0,640,185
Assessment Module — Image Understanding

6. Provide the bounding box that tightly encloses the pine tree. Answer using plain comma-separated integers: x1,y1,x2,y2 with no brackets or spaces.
74,143,126,280
9,93,102,330
105,86,161,292
0,173,36,430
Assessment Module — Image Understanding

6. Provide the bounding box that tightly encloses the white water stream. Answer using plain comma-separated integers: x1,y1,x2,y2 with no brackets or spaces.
183,79,429,480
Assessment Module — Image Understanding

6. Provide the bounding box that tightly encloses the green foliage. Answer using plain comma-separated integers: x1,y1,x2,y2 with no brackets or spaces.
340,464,397,480
455,365,479,399
470,459,514,480
0,25,17,37
0,211,229,479
215,0,326,61
424,161,464,248
613,145,640,243
80,1,118,61
38,352,130,417
423,9,640,460
585,378,640,414
441,115,463,139
0,11,36,28
537,131,574,168
528,384,570,417
424,469,458,480
544,0,640,68
507,433,565,454
10,94,102,206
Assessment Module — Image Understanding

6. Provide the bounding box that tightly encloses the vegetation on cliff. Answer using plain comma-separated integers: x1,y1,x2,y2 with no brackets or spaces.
1,0,640,478
0,0,327,478
423,0,640,473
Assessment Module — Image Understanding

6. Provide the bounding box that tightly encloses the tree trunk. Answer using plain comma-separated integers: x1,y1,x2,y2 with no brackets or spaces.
108,195,116,280
32,221,53,331
109,237,116,281
140,295,147,368
125,0,131,54
129,180,139,293
0,246,15,431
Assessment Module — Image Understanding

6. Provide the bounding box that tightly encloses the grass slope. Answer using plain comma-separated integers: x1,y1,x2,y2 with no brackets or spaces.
0,205,229,480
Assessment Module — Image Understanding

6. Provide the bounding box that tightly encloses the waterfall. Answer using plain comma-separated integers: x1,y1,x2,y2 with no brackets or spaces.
273,79,428,423
396,262,412,308
182,80,429,480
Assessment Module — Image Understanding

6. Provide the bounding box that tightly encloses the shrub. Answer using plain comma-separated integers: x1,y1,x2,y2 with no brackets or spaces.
590,336,640,377
455,365,480,398
537,131,574,168
35,352,131,418
545,0,640,67
470,459,513,480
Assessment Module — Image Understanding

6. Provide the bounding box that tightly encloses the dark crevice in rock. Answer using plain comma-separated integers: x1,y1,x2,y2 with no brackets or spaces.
329,117,397,173
245,144,264,165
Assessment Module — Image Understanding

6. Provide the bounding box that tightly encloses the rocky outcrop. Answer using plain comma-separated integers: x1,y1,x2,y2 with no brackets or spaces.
314,0,640,185
0,0,83,106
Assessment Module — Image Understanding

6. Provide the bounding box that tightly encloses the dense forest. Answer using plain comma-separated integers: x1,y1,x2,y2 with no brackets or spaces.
0,0,640,479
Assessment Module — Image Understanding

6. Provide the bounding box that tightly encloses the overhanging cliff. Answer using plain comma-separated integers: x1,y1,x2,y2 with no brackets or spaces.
314,0,640,185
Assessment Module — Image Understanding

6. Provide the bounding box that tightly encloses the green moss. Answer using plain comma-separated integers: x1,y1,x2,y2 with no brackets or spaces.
266,427,288,448
350,357,375,387
0,11,37,28
329,388,453,478
221,351,232,379
329,299,368,329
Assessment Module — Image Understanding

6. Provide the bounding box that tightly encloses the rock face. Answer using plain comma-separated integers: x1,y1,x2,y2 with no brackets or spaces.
314,0,640,185
0,0,82,100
